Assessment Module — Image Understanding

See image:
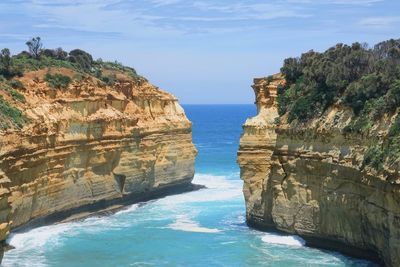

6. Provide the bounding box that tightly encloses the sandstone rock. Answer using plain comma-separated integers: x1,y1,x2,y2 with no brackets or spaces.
0,71,197,244
238,75,400,266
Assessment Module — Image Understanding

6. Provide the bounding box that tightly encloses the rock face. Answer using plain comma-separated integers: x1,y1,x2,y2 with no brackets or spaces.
238,75,400,266
0,68,196,244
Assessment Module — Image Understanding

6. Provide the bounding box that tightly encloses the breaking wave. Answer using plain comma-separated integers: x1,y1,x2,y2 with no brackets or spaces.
168,215,221,233
261,233,306,247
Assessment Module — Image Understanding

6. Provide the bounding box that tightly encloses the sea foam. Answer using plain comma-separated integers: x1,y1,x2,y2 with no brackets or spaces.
115,203,139,215
156,173,243,208
3,173,239,266
168,215,221,233
261,233,306,247
3,223,75,267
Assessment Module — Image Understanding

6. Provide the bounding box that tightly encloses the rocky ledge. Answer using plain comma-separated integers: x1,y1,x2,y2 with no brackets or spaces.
238,75,400,266
0,66,197,258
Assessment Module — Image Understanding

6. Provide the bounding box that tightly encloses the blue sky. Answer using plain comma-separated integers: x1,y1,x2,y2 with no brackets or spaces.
1,0,399,104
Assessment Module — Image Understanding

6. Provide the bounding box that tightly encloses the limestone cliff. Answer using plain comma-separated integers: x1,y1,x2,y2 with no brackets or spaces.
238,75,400,266
0,67,197,246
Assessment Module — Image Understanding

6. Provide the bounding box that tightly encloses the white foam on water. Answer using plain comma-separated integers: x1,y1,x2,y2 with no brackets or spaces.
261,233,306,247
167,215,221,233
2,223,76,267
2,173,240,266
3,204,145,266
157,173,243,208
7,224,67,249
115,203,139,215
220,241,237,245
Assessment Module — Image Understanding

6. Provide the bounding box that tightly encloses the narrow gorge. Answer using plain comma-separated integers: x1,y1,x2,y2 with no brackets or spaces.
238,70,400,266
0,57,197,260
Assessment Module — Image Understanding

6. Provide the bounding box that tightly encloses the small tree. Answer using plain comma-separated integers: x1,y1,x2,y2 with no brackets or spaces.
26,37,43,59
0,48,11,73
68,49,93,71
281,57,302,84
54,47,67,60
41,48,56,58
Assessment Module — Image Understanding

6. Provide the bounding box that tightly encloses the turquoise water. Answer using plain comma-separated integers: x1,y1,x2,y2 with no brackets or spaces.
2,105,376,267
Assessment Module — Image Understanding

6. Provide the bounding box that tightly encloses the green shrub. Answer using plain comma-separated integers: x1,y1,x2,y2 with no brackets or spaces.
288,96,312,123
363,145,385,171
343,74,385,114
342,115,372,134
277,84,291,116
41,49,56,58
94,68,102,79
358,113,400,170
384,80,400,113
12,54,77,73
41,48,67,60
96,60,138,79
0,48,23,78
387,136,400,165
281,57,302,84
369,97,386,120
0,48,12,77
10,89,25,102
54,48,68,60
68,49,93,71
8,79,24,89
45,73,71,89
0,95,25,128
10,89,25,103
101,74,116,86
389,114,400,137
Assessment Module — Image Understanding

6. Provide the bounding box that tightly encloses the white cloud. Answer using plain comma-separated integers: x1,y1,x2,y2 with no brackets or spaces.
191,2,310,19
0,0,391,38
359,16,400,28
0,0,314,37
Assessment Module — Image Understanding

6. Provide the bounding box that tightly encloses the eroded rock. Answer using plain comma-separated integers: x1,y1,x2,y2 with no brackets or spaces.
238,75,400,266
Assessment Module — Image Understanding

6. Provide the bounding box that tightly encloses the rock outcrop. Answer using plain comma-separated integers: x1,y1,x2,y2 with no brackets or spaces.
238,75,400,266
0,68,196,247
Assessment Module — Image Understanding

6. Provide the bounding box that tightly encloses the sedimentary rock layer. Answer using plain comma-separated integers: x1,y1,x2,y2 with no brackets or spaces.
0,69,197,244
238,75,400,266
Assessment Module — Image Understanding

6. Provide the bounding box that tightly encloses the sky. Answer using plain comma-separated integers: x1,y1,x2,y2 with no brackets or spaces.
0,0,399,104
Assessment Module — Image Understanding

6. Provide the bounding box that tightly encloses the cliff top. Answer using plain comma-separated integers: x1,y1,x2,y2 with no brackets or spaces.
0,37,176,133
277,39,400,125
257,38,400,177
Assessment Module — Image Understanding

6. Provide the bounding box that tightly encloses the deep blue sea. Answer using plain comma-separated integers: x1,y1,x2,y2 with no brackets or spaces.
2,105,376,267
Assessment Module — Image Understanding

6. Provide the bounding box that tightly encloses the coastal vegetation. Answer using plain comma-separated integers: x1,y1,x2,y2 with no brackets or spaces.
0,95,25,130
0,37,141,129
1,37,139,80
277,38,400,171
44,73,71,89
278,39,400,122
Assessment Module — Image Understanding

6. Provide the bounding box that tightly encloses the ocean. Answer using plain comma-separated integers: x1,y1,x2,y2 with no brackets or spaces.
2,105,376,267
